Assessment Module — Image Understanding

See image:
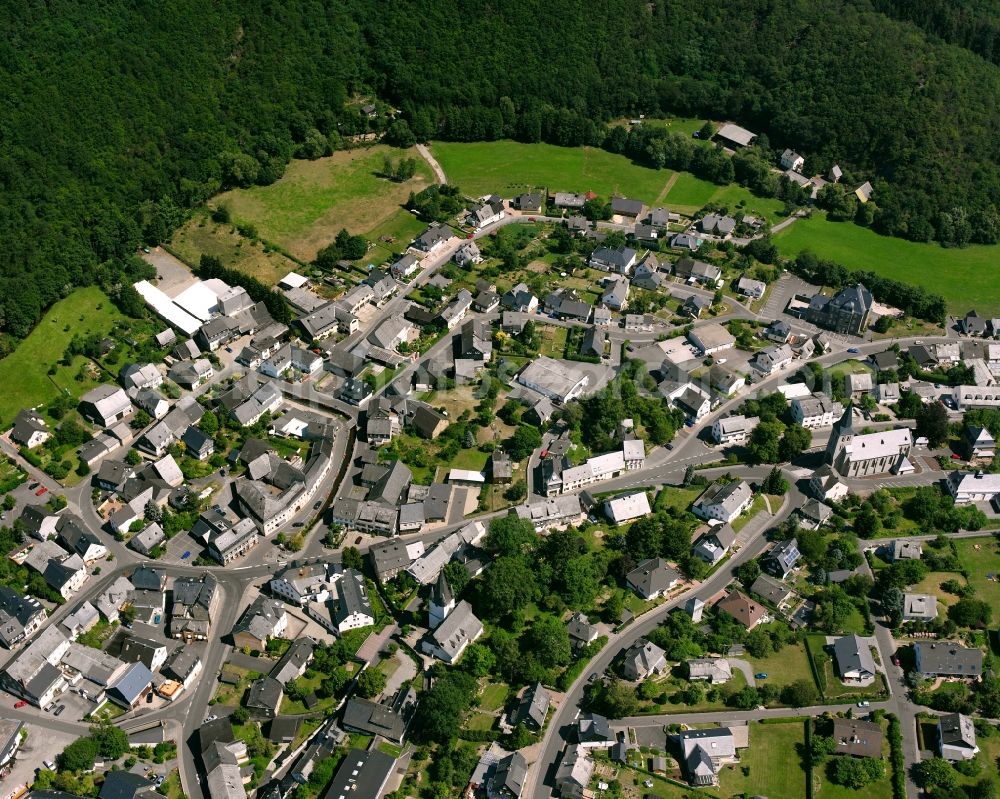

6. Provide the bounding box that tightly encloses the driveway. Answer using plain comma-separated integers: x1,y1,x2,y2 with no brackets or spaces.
727,658,757,687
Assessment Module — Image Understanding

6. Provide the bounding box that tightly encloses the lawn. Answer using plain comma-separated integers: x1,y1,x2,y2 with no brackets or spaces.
0,286,124,425
744,641,816,693
717,720,808,799
654,485,703,513
774,211,1000,315
211,145,433,261
430,140,672,203
478,683,509,713
538,324,569,358
663,172,788,221
953,537,1000,608
170,212,302,286
908,571,964,608
464,712,497,732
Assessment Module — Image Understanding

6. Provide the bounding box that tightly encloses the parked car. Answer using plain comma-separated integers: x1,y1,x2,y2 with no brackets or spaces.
847,347,859,354
181,550,191,559
43,761,56,771
755,673,768,679
313,501,322,510
13,700,26,709
293,522,304,527
857,701,870,708
35,486,47,496
53,705,65,716
354,536,362,545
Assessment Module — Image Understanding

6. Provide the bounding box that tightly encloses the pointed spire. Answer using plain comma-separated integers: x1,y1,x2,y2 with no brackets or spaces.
432,570,454,607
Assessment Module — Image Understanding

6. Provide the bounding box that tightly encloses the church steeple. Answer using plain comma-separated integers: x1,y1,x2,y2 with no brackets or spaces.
428,570,455,629
825,402,855,465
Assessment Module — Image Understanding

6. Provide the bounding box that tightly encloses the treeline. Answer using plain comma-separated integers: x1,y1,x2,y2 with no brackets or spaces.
5,0,1000,346
789,250,948,323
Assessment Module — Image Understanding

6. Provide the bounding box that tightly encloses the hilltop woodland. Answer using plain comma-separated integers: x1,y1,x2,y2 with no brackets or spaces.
5,0,1000,348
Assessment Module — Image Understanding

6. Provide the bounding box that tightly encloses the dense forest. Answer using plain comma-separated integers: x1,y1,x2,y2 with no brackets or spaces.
4,0,1000,343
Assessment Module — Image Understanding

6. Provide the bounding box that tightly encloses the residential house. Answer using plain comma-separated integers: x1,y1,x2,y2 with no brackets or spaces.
752,343,794,375
17,504,61,541
765,319,792,343
604,492,652,525
711,414,759,445
622,639,667,681
692,480,753,524
716,591,766,630
589,246,637,275
750,574,792,607
170,574,220,641
334,570,376,633
128,522,165,557
891,540,922,561
626,558,680,600
961,311,989,337
414,223,451,253
687,658,732,685
693,524,736,565
677,727,740,786
120,634,168,672
513,193,543,213
762,538,800,579
939,713,980,761
780,149,805,171
168,358,213,389
810,464,850,502
963,425,996,461
500,282,539,314
903,592,938,622
439,289,474,330
699,214,736,238
611,197,644,218
833,634,876,684
845,372,874,399
0,587,45,649
107,661,154,709
246,676,283,720
512,683,551,732
80,385,133,427
674,257,721,285
831,718,883,759
10,409,50,449
736,276,766,299
566,612,599,649
554,745,594,799
120,363,163,391
57,515,108,563
390,254,420,279
576,713,615,749
467,198,505,229
601,278,630,311
232,596,288,650
914,642,983,678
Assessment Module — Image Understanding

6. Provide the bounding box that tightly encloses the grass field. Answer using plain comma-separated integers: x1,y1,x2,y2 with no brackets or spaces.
171,212,301,286
717,720,808,799
953,537,1000,608
479,682,509,712
774,212,1000,315
430,140,672,203
211,145,433,261
0,286,123,425
664,173,789,221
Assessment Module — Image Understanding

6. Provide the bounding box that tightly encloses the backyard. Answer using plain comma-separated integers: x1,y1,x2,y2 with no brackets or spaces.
207,145,434,261
953,537,1000,608
716,720,808,799
0,286,123,425
774,211,1000,316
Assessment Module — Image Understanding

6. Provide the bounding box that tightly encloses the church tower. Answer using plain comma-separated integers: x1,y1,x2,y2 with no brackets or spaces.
428,570,455,629
825,403,855,467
